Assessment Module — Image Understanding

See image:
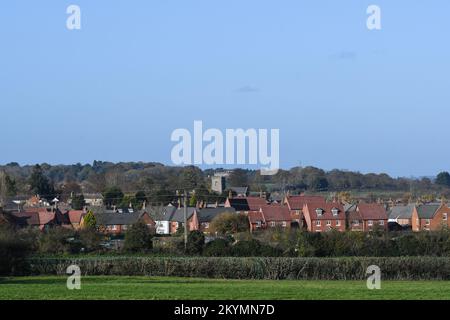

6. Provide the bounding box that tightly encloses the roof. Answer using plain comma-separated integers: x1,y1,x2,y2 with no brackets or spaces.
357,203,388,220
227,196,268,211
230,187,248,195
304,201,345,220
10,211,40,226
248,210,265,224
169,207,196,222
416,204,441,219
66,210,86,224
95,212,143,226
286,195,326,210
146,205,177,221
344,203,357,213
260,205,291,221
388,204,415,219
196,208,236,223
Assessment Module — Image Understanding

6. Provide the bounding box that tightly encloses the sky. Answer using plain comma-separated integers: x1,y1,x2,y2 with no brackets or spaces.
0,1,449,177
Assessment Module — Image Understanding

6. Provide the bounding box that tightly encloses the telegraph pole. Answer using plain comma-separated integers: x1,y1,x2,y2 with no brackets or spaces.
183,189,188,250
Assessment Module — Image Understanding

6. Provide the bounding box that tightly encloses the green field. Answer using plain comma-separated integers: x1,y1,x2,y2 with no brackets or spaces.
0,276,450,300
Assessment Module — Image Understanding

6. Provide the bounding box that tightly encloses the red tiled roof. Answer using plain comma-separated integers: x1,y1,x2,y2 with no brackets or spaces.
304,201,345,220
246,197,269,210
66,210,86,224
248,210,265,224
286,195,326,210
11,211,40,226
260,205,291,221
357,203,388,220
38,211,56,225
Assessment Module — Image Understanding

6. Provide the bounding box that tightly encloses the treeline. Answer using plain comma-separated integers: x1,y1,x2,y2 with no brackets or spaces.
1,162,450,202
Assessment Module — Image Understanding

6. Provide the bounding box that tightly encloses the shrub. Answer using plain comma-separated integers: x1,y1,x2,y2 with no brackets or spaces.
186,230,205,255
38,227,78,255
0,227,32,275
123,221,153,253
203,239,231,257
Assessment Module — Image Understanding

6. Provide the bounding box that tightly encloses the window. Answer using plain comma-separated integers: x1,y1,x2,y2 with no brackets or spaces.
353,220,360,226
368,220,373,226
326,220,331,226
256,221,262,227
443,213,448,221
316,220,321,227
331,208,339,216
270,221,276,227
282,221,287,227
315,208,323,216
336,220,341,227
379,220,384,226
426,219,431,225
111,225,117,231
295,210,300,215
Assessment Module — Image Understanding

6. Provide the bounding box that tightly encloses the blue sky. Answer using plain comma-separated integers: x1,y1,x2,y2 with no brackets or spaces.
0,1,449,177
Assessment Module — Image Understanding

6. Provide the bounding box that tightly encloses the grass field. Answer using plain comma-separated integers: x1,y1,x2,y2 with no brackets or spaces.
0,276,450,300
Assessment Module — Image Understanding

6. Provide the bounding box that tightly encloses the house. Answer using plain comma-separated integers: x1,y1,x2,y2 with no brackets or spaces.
84,193,104,207
248,210,266,232
9,208,61,231
302,200,346,232
284,195,326,228
259,205,292,229
95,210,155,235
65,209,87,230
229,187,249,197
348,203,388,231
388,204,415,226
193,207,237,233
225,196,268,213
147,205,196,235
411,202,450,231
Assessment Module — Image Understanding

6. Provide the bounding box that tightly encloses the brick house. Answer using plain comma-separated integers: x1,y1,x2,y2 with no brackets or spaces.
259,205,292,229
65,210,87,230
9,208,67,231
388,204,415,227
95,211,155,235
225,196,268,213
191,207,237,233
284,195,326,228
302,200,346,232
348,203,388,231
411,202,450,231
248,210,266,232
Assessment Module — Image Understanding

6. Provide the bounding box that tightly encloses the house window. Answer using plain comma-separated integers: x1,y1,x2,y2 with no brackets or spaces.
295,210,300,215
315,208,323,216
443,213,448,221
353,220,360,226
270,221,276,227
256,221,262,227
326,220,331,226
379,220,384,226
426,219,430,225
111,225,117,231
336,220,341,227
316,220,321,227
331,208,339,216
282,221,287,227
368,220,373,226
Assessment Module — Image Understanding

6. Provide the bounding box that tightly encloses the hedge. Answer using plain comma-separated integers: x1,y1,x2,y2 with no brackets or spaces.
27,256,450,280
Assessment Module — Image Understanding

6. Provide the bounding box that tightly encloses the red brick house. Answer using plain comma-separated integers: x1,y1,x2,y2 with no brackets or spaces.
259,205,292,229
284,195,325,228
225,196,268,213
302,200,346,232
248,210,266,232
349,203,388,231
96,211,155,235
411,202,450,231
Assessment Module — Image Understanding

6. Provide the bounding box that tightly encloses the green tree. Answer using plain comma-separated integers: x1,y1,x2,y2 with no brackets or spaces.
210,213,249,234
82,211,96,229
29,165,55,200
228,169,249,187
135,191,147,207
71,194,85,210
103,186,124,208
186,230,205,254
123,221,153,252
436,171,450,188
0,171,17,206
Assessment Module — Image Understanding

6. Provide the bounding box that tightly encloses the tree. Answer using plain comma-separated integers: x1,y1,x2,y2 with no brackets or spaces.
0,171,16,206
228,169,248,187
29,165,55,200
436,172,450,188
123,221,153,252
103,186,124,208
82,210,96,229
135,191,147,207
71,194,85,210
186,230,205,254
210,213,249,234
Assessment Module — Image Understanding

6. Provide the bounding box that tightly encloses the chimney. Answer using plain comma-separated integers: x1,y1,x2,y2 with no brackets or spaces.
142,200,147,210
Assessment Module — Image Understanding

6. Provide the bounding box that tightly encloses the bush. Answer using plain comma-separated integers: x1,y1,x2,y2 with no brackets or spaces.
0,227,32,275
27,256,450,280
203,239,231,257
123,221,153,253
38,227,78,255
186,230,205,255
